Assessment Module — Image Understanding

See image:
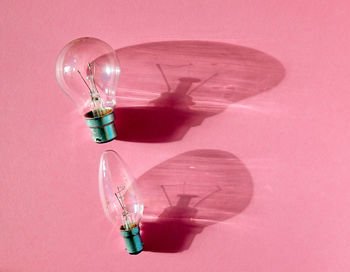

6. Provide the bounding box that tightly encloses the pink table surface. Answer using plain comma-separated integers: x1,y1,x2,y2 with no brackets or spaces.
1,0,350,271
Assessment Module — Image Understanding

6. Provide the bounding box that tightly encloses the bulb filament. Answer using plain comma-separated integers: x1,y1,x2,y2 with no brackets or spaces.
115,186,134,230
77,62,109,118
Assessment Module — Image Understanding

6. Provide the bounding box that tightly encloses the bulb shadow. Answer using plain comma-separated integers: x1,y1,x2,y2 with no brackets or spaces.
113,40,285,143
137,149,253,253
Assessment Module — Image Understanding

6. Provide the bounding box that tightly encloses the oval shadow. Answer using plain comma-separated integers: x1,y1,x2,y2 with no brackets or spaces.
114,40,285,142
137,149,253,253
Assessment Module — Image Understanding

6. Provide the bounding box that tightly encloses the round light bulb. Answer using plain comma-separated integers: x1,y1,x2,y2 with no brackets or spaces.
55,37,120,143
99,150,144,254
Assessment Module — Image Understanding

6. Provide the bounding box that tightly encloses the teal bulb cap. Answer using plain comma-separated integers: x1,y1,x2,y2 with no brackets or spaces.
84,109,117,143
120,225,143,255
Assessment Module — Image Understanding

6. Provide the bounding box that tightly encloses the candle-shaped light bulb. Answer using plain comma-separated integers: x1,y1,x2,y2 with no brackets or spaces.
56,37,120,143
99,150,144,254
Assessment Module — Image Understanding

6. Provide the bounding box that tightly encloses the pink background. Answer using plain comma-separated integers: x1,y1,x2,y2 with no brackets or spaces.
1,0,350,271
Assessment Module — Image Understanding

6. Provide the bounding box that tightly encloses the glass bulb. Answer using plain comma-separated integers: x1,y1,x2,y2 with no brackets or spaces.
55,37,120,143
99,150,144,254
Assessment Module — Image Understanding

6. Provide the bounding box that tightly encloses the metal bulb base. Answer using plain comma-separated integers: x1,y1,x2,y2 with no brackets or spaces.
84,109,117,143
120,225,143,255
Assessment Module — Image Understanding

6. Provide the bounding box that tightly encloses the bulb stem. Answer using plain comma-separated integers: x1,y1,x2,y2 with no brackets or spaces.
115,190,133,230
77,70,92,92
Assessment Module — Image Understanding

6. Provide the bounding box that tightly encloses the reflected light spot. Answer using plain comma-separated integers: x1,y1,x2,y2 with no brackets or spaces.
64,66,71,73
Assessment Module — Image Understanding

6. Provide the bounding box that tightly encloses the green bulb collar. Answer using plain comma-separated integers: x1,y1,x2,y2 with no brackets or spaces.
120,225,143,255
84,109,117,143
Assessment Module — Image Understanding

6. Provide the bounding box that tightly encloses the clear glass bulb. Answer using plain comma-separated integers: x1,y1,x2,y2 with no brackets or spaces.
99,150,144,254
55,37,120,143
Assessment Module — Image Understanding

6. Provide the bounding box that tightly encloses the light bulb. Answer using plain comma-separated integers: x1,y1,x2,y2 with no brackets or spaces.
55,37,120,143
99,150,144,254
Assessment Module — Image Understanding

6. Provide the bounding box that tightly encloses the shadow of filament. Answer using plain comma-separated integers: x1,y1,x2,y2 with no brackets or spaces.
138,149,254,253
